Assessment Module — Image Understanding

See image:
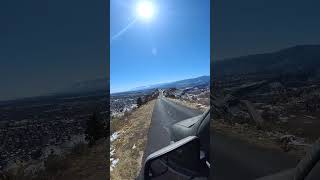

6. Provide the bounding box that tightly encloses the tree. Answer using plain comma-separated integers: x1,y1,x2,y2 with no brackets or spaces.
137,97,143,107
85,111,105,147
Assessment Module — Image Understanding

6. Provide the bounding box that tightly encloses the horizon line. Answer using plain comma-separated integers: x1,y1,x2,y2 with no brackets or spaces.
110,74,210,94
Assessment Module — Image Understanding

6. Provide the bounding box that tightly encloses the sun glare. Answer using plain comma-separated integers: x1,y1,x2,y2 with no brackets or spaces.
136,1,155,21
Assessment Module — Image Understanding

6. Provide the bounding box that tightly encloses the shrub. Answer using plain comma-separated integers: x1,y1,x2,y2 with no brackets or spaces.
85,112,105,147
137,97,143,107
70,142,88,156
44,154,68,175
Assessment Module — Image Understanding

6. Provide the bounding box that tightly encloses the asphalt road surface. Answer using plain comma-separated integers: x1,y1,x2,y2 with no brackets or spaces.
138,93,299,180
211,131,299,180
138,94,202,179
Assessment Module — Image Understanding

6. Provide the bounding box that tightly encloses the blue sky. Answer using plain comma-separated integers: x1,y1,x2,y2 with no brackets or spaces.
0,0,107,101
213,0,320,60
110,0,210,93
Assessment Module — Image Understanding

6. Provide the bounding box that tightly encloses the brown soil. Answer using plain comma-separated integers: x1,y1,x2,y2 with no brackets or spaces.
56,139,108,180
110,100,156,180
212,119,308,159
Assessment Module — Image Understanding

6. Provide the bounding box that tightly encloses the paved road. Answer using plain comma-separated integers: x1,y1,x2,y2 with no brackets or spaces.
138,94,202,179
138,93,299,180
211,131,299,180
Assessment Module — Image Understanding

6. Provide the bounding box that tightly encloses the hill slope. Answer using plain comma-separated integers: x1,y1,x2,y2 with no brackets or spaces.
214,45,320,78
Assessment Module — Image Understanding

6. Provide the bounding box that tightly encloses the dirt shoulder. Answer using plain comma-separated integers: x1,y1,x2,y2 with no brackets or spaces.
57,139,108,180
110,100,156,180
166,97,208,112
212,119,309,159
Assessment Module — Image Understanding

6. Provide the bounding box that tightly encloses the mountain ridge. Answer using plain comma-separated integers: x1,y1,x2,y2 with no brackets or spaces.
214,45,320,77
129,75,210,92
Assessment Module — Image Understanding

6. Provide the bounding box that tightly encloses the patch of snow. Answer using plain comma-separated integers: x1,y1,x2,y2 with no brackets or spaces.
110,148,115,156
110,131,120,142
304,115,316,119
279,116,289,122
280,135,310,146
110,158,119,172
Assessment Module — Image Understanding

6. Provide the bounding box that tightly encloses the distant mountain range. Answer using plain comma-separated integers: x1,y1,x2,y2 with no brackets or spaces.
61,45,320,94
64,75,209,95
0,78,110,103
214,45,320,78
130,75,210,91
63,78,109,94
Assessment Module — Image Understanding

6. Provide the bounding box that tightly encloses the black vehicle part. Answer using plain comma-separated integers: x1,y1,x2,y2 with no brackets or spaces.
294,138,320,180
144,136,201,180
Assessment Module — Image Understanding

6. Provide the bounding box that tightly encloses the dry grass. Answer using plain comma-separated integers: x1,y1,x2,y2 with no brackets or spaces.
56,139,108,180
166,97,208,112
212,119,307,158
1,140,108,180
212,120,281,150
110,100,156,180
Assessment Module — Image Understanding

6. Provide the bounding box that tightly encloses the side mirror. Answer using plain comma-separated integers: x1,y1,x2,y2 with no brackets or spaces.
144,136,205,180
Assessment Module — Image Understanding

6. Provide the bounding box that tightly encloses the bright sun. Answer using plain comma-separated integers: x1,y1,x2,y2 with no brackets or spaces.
136,1,155,21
